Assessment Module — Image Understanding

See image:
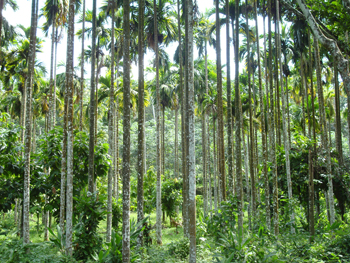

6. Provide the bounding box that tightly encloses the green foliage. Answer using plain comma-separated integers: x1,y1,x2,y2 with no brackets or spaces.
206,195,237,240
112,199,122,230
161,178,182,219
143,167,157,214
167,238,189,260
48,225,65,254
0,237,76,263
93,218,146,263
73,190,108,261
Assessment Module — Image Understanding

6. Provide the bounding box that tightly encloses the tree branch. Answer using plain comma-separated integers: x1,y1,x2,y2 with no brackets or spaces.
296,0,350,96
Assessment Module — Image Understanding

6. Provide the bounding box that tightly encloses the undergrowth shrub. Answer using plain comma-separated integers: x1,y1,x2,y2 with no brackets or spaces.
0,238,76,263
73,190,107,261
167,238,189,260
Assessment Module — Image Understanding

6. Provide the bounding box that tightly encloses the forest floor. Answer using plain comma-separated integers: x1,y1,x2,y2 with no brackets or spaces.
1,211,350,262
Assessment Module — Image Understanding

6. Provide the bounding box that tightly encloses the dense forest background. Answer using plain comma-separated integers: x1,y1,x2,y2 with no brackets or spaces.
1,0,350,262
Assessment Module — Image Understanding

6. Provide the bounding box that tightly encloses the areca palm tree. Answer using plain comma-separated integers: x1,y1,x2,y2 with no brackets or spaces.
41,0,68,130
0,0,18,48
194,14,214,217
144,0,177,245
23,0,39,246
122,0,131,259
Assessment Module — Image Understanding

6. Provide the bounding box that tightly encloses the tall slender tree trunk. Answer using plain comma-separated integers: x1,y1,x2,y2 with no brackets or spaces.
122,0,131,260
226,0,233,196
21,80,27,145
162,105,165,175
115,95,120,199
216,0,226,201
243,129,251,230
246,1,256,225
201,113,207,217
277,0,294,233
177,0,186,230
309,32,318,225
137,0,145,246
48,13,56,131
88,0,97,193
32,115,36,153
177,0,186,236
0,0,3,47
60,82,68,237
65,0,75,255
23,0,38,246
213,118,218,212
106,0,115,243
52,28,58,127
268,0,279,235
255,0,265,211
306,49,315,239
300,59,306,135
314,38,335,225
183,0,190,238
154,0,162,245
235,0,243,236
175,101,179,179
208,122,212,215
79,0,86,131
187,1,196,261
334,65,343,164
262,0,271,231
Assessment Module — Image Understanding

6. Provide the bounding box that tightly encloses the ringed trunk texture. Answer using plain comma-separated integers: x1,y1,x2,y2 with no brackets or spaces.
154,0,162,245
277,0,294,233
122,0,131,260
314,38,335,225
23,0,38,246
79,0,86,131
187,0,196,261
106,0,116,243
226,0,234,196
88,0,97,193
65,0,75,255
268,0,279,236
235,0,243,236
137,0,145,246
216,0,226,201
